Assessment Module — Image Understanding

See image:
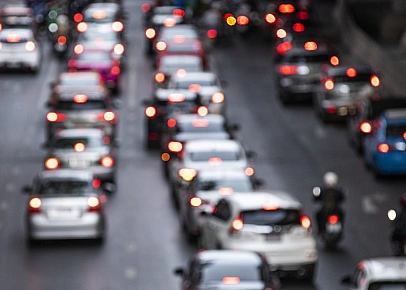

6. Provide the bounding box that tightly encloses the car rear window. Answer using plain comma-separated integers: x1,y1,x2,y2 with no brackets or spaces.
199,263,262,284
166,42,200,53
52,136,104,149
242,209,301,226
334,73,372,83
368,282,406,290
55,100,106,110
39,179,92,195
174,80,216,89
385,125,406,138
78,52,111,62
177,122,224,133
198,178,253,192
60,79,100,86
189,151,240,162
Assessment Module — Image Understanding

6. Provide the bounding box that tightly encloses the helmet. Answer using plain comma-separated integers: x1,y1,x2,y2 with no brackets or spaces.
323,172,339,187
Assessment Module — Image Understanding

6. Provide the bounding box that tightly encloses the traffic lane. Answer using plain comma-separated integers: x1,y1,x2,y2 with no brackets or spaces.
211,35,403,289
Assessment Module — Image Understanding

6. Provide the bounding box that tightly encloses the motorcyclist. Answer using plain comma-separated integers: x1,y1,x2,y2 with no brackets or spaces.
313,172,345,234
390,194,406,255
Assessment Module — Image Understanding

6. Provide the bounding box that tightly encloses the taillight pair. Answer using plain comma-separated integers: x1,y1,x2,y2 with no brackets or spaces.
44,156,114,170
46,111,117,123
168,141,182,153
28,196,101,213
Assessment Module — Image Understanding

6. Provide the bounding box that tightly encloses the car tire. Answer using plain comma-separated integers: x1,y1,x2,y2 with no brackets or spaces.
303,264,316,284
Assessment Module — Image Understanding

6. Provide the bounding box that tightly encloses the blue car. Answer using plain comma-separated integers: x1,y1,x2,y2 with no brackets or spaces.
363,109,406,177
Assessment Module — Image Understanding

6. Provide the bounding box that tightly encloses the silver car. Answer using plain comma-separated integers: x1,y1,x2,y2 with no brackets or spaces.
23,170,106,244
44,128,118,183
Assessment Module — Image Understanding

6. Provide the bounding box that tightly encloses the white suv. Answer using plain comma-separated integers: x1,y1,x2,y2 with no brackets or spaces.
341,257,406,289
198,192,318,281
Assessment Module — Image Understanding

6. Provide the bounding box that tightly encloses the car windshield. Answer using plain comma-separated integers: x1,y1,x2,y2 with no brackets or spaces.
242,209,301,226
368,282,406,290
174,80,216,89
38,179,92,195
78,52,111,62
52,136,104,149
334,73,372,83
198,179,253,192
199,262,261,284
82,31,117,42
177,121,224,133
160,63,202,73
55,100,106,110
160,28,197,40
385,125,406,138
189,151,241,162
166,42,200,53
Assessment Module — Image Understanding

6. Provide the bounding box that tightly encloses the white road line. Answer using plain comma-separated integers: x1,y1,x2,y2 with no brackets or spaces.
362,196,379,214
37,60,58,109
124,267,137,280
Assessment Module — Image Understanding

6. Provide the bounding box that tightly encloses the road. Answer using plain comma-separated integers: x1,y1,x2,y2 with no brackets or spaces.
0,0,404,289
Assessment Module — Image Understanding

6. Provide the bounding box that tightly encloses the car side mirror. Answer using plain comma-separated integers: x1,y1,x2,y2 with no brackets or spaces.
246,150,257,161
340,275,352,285
22,185,32,193
174,267,184,276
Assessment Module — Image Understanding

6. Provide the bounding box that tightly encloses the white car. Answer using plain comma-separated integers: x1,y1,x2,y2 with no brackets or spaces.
198,192,318,281
0,28,40,72
168,72,226,115
341,257,406,290
168,139,255,199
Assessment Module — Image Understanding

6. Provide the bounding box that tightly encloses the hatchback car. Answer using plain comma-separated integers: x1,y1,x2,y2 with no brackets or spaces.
363,109,406,177
23,170,106,244
44,128,118,184
174,250,281,290
341,257,406,290
81,2,124,26
0,4,37,36
0,28,40,72
199,192,317,281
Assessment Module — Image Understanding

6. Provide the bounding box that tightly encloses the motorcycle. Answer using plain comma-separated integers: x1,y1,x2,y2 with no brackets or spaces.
388,209,406,256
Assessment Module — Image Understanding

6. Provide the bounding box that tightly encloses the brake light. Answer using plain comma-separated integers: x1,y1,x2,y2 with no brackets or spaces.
73,94,88,103
56,36,66,46
74,44,84,54
326,105,336,114
46,112,66,122
265,13,276,24
45,157,59,170
279,4,295,13
141,3,151,12
87,196,101,212
6,34,21,42
25,41,36,52
93,10,107,19
188,84,201,92
330,56,340,66
192,119,209,127
222,277,240,285
346,68,357,77
68,59,76,68
97,111,117,123
232,218,244,230
29,197,41,213
212,92,225,103
328,215,339,224
279,65,297,75
263,203,278,210
293,23,305,32
245,167,254,176
178,168,197,181
276,28,287,38
190,197,202,207
154,72,165,83
324,79,334,90
173,8,185,17
207,29,217,39
167,118,176,128
92,179,101,188
145,106,157,118
237,15,249,26
360,122,372,134
114,44,125,55
370,75,380,87
101,156,114,167
194,106,206,116
168,141,183,152
0,42,2,49
300,216,311,229
378,143,390,153
111,66,120,75
112,21,124,32
163,18,176,27
77,22,88,32
208,157,222,165
297,11,309,20
304,41,317,51
145,28,156,39
74,13,83,22
156,41,167,51
168,93,185,103
276,41,292,55
218,187,234,196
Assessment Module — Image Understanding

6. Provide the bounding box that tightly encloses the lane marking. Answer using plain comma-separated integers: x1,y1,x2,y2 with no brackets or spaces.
124,267,137,280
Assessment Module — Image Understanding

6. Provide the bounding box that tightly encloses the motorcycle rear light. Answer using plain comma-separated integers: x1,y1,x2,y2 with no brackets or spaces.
328,215,339,224
168,141,183,152
45,158,60,170
57,36,67,45
378,143,390,153
300,216,311,229
279,65,297,75
145,106,157,118
46,112,66,122
29,197,41,213
360,122,372,134
370,75,380,87
190,197,202,207
207,29,217,39
101,156,114,167
265,13,276,24
237,15,249,26
145,28,156,39
87,196,101,212
112,21,124,32
77,22,88,32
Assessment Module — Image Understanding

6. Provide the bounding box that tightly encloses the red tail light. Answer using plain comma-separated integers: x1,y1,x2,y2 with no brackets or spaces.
87,196,101,212
45,157,59,170
265,13,276,24
370,75,380,87
304,41,317,51
112,21,124,32
68,59,76,67
145,28,156,39
168,141,183,153
114,44,125,55
231,218,244,230
167,118,176,128
46,112,66,122
154,72,165,83
207,29,217,39
237,15,249,26
97,111,117,123
328,215,339,225
197,106,208,116
279,65,297,75
141,3,151,12
245,167,254,176
360,121,372,134
297,11,309,20
101,156,114,167
324,79,334,90
300,216,311,229
326,105,336,114
279,4,295,13
145,106,157,118
378,143,390,153
173,8,185,18
25,41,36,52
190,197,202,207
29,197,41,213
57,36,67,45
178,168,197,181
276,28,287,38
212,92,225,103
74,44,84,54
74,13,83,23
346,68,357,77
276,41,292,55
155,41,167,51
222,277,240,285
111,66,120,75
330,56,340,66
293,23,305,32
77,22,88,32
92,179,101,188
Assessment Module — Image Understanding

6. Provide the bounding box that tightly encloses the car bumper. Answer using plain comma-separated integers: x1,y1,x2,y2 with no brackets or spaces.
375,152,406,174
280,79,319,95
0,51,40,69
49,123,116,138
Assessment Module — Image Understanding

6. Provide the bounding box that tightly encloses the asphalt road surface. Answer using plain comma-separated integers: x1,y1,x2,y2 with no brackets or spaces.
0,0,403,289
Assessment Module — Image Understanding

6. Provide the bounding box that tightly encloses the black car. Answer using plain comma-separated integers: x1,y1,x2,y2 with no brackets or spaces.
174,250,280,290
143,89,205,148
347,96,406,153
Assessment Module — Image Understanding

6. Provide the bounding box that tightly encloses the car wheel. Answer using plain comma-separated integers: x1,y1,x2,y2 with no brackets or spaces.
303,264,316,284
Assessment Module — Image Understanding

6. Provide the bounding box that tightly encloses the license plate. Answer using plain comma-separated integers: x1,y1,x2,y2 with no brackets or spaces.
48,207,80,219
326,222,342,233
69,158,90,168
266,234,281,241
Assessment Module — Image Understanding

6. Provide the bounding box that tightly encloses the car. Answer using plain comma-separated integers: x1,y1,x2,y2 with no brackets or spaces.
340,257,406,290
22,169,107,244
363,109,406,177
0,28,40,72
314,65,381,122
177,168,263,238
275,42,335,105
153,55,204,89
0,4,38,37
46,81,118,141
143,89,206,148
44,128,118,184
174,250,281,290
167,139,256,199
347,96,406,153
167,72,226,115
155,24,199,43
143,6,185,54
198,191,317,281
80,2,125,27
68,48,121,93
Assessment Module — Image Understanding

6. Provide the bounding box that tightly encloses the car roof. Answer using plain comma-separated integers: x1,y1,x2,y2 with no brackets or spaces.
160,55,202,65
176,114,225,124
225,191,302,210
197,169,249,180
184,139,242,152
172,72,217,83
196,250,262,265
154,89,199,101
60,71,101,81
38,169,93,181
56,128,104,138
361,257,406,281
